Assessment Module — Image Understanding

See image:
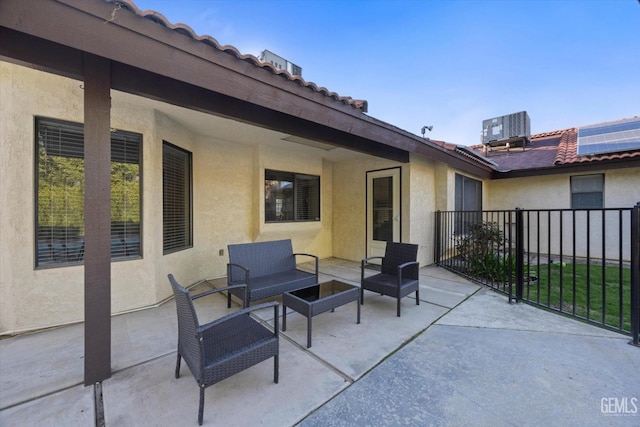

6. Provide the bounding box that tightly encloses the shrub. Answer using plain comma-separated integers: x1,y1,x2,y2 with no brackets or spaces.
455,221,513,282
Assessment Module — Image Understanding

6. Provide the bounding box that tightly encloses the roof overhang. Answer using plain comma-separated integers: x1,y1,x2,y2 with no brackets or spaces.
0,0,495,176
492,157,640,179
1,0,410,160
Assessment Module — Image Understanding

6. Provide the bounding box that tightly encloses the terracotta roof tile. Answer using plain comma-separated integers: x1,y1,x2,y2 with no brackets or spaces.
116,0,367,111
553,128,576,164
531,129,566,138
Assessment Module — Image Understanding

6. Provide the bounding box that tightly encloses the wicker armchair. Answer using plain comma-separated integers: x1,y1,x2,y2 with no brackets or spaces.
360,242,420,317
168,274,279,425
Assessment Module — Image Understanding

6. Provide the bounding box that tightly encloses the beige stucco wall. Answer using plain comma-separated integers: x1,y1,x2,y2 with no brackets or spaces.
433,163,451,211
0,62,336,334
407,154,438,264
1,62,89,334
4,60,636,334
486,168,640,210
331,154,440,267
485,168,640,260
332,158,398,261
0,62,481,334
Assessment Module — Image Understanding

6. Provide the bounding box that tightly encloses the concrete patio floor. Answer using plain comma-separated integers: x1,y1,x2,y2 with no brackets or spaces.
1,258,638,426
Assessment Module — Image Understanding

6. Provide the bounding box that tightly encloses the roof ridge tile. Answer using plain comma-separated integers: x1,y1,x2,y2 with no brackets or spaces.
116,0,367,111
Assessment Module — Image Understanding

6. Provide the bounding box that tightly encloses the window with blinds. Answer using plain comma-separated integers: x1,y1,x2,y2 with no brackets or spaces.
163,142,192,253
35,117,142,267
264,170,320,222
571,174,604,209
454,173,483,234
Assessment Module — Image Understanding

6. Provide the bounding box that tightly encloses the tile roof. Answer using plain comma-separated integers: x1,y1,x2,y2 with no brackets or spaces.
103,2,638,173
115,0,368,111
468,123,640,172
427,139,498,168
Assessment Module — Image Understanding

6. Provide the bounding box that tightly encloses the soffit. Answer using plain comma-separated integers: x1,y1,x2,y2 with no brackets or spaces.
112,90,370,162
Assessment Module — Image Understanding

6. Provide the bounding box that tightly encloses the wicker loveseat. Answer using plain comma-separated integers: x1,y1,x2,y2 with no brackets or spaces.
226,239,319,307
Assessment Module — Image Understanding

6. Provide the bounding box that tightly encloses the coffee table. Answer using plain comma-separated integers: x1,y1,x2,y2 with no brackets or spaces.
282,280,361,348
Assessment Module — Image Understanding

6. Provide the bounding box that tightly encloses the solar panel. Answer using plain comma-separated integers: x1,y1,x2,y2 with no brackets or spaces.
577,117,640,156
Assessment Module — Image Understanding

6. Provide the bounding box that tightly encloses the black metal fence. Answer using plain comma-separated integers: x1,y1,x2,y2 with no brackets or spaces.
434,203,640,345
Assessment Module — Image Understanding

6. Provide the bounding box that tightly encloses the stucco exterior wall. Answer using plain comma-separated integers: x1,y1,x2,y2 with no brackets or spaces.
0,62,336,334
331,155,440,267
332,159,401,261
433,163,451,212
3,60,637,334
408,154,438,265
486,169,640,211
485,168,640,260
1,62,89,334
255,145,333,257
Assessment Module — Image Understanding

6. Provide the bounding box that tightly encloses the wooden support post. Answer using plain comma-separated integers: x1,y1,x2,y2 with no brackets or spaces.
83,53,112,385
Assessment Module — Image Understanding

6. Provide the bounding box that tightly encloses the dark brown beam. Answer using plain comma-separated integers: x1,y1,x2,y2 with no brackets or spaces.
1,0,460,165
0,27,84,80
83,53,112,386
0,24,407,162
111,63,410,163
0,0,382,145
412,143,494,179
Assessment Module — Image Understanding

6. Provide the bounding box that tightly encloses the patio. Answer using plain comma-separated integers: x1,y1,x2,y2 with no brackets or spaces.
1,259,638,426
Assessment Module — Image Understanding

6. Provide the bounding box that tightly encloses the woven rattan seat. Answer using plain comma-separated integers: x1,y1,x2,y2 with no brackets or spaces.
168,274,279,425
360,242,420,317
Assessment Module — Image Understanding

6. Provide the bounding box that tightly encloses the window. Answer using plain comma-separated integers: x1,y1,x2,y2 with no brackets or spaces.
455,173,482,233
372,176,394,242
571,174,604,209
35,117,141,267
455,173,482,211
265,170,320,222
163,142,192,253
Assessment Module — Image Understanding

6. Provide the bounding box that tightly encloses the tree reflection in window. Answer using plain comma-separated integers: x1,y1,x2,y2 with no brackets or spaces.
265,170,319,222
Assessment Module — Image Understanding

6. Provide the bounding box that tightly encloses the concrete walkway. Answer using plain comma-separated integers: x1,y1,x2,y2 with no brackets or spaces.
1,259,638,426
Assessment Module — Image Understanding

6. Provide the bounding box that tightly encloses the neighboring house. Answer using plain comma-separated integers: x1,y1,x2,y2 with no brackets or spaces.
468,123,640,260
470,122,640,211
0,0,638,384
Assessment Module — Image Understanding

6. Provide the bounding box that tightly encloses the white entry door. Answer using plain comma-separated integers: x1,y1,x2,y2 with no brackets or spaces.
366,168,401,260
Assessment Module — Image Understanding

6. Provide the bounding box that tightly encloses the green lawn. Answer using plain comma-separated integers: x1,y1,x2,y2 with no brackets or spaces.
523,262,631,332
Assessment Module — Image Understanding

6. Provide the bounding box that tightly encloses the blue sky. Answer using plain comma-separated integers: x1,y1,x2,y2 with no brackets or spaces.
132,0,639,146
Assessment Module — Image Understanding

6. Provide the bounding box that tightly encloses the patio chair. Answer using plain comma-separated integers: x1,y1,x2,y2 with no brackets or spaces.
360,242,420,317
168,274,279,425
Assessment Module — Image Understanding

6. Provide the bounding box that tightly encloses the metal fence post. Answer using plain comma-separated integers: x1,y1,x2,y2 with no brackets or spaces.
515,207,524,302
630,202,640,346
435,210,441,265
